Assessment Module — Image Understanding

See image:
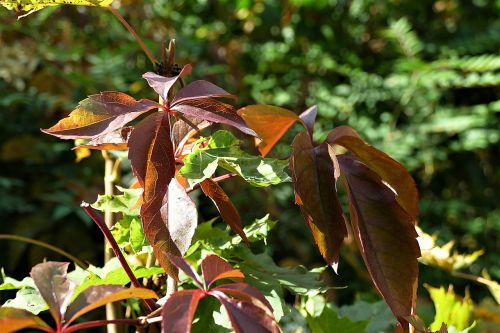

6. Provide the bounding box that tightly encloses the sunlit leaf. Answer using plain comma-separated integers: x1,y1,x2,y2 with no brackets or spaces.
30,262,75,324
290,132,347,272
172,80,237,105
212,283,272,312
1,0,113,15
237,105,299,156
65,286,157,325
327,126,419,219
162,290,206,333
426,285,474,331
92,186,142,216
42,92,158,139
339,155,419,331
299,105,318,137
200,179,249,243
201,255,244,288
143,65,192,102
2,287,47,314
166,254,203,288
179,130,290,187
0,307,50,333
77,127,132,150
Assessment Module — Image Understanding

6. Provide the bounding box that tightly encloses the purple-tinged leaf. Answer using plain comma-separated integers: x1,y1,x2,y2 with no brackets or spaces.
210,291,280,333
171,80,237,106
65,286,157,325
0,307,51,333
172,116,211,154
200,179,249,244
160,178,198,256
201,255,244,288
327,126,419,219
77,127,132,150
290,132,347,273
172,104,256,136
162,289,206,333
42,92,159,139
238,105,299,156
30,261,75,324
299,105,317,137
166,254,203,288
212,283,272,312
338,155,419,332
143,64,192,101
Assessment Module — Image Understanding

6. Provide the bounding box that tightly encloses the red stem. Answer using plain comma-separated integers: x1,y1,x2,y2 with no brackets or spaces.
65,319,142,333
186,173,238,193
81,203,157,311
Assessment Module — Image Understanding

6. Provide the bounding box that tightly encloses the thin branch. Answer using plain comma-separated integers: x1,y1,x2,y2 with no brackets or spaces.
81,203,158,311
186,173,238,193
0,234,88,269
65,319,143,333
108,7,157,66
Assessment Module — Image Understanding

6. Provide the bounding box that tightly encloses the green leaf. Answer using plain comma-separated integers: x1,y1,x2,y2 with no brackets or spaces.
426,285,474,331
110,216,148,253
91,186,142,216
1,0,113,13
0,269,35,291
3,288,47,315
130,217,147,253
336,300,396,333
179,130,291,187
238,214,277,245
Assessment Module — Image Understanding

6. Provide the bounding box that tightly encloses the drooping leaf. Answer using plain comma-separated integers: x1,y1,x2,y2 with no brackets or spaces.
78,127,132,150
143,65,192,102
0,307,50,333
179,130,291,187
327,126,419,219
201,255,244,288
128,112,178,276
426,285,474,331
290,132,347,272
299,105,318,137
42,92,159,140
339,155,419,331
200,179,249,243
30,262,75,324
210,291,280,333
1,0,113,14
91,186,142,216
162,289,206,333
237,105,299,156
65,286,157,325
166,254,203,288
160,178,198,256
172,80,237,105
212,283,272,312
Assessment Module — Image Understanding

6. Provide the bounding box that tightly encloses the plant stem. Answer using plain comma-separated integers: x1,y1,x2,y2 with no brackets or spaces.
0,234,88,269
65,319,143,333
108,7,157,66
81,203,158,311
187,173,238,193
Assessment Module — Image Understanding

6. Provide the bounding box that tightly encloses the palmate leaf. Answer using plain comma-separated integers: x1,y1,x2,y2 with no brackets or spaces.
0,0,112,14
179,130,291,187
42,92,159,140
339,155,419,332
290,132,347,272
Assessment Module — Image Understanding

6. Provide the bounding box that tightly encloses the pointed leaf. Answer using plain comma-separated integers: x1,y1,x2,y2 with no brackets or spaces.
77,127,132,150
172,80,237,105
65,286,157,325
179,130,290,187
128,112,179,276
160,178,198,256
0,307,50,333
299,105,317,137
339,155,419,331
327,126,419,219
172,116,210,153
201,255,244,288
211,291,280,333
238,105,299,156
290,132,347,272
1,0,113,14
143,65,192,101
212,283,272,311
162,289,206,333
166,254,203,287
42,92,159,139
30,261,75,324
200,179,249,243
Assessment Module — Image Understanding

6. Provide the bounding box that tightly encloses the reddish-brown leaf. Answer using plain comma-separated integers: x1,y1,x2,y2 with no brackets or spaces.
290,132,347,272
128,112,179,277
166,254,203,288
171,80,237,105
238,105,299,156
339,155,420,331
299,105,317,136
162,289,206,333
0,307,50,333
42,92,159,139
172,116,210,154
77,127,132,150
210,291,280,333
201,255,245,288
143,65,192,101
327,126,419,219
212,283,272,312
30,261,75,324
200,179,249,244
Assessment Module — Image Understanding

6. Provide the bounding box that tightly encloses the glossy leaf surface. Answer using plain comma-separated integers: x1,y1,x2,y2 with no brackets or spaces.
299,105,318,137
143,65,192,102
237,105,299,156
179,130,290,187
339,155,419,331
290,132,347,272
0,307,50,333
162,290,206,333
78,127,131,150
42,92,158,139
201,255,244,288
172,80,236,105
327,126,419,219
200,179,249,243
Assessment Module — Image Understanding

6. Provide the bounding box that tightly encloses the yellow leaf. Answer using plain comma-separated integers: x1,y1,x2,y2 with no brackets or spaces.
1,0,113,16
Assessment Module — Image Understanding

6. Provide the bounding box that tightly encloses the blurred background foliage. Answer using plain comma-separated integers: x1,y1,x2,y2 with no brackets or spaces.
0,0,499,330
